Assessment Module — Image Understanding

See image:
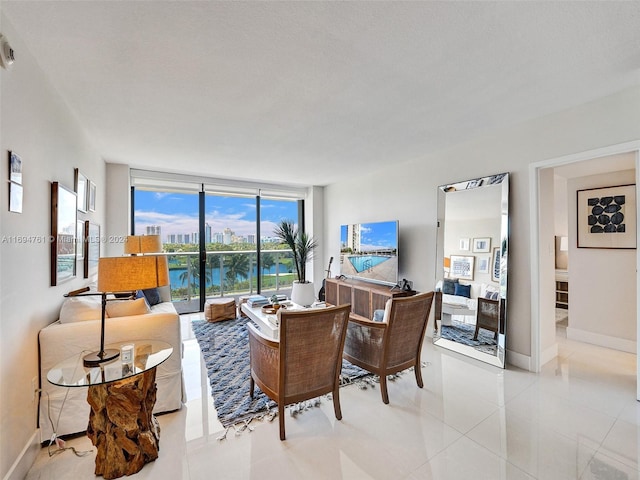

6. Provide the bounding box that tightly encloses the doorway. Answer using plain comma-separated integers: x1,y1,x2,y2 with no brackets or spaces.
530,141,640,398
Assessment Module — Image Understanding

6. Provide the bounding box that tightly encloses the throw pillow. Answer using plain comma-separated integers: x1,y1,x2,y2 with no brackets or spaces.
485,291,499,300
106,297,151,318
142,287,162,306
442,278,458,295
454,283,471,298
59,295,102,323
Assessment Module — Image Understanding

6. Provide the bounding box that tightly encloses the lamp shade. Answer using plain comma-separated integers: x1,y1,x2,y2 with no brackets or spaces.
124,235,162,255
98,255,169,292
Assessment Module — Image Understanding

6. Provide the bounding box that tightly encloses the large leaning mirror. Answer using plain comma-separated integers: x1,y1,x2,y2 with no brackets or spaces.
433,173,509,368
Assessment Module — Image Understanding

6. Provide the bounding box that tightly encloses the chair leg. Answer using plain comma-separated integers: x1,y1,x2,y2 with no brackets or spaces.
380,374,389,404
473,324,480,340
249,377,255,398
414,361,424,389
332,387,342,420
278,403,286,440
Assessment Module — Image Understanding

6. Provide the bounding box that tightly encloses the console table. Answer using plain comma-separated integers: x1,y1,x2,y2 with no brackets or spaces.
47,340,173,479
324,277,413,320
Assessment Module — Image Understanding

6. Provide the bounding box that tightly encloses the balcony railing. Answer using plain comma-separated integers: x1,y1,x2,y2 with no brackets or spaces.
162,249,295,313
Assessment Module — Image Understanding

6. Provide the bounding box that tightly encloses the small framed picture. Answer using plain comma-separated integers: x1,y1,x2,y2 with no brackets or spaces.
477,256,490,274
459,238,470,251
88,181,96,212
84,221,100,278
492,247,501,282
76,220,85,261
9,151,22,185
450,255,474,281
74,168,88,213
473,237,491,253
9,182,23,213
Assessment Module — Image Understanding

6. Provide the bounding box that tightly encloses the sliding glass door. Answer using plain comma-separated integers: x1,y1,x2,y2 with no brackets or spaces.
132,176,304,314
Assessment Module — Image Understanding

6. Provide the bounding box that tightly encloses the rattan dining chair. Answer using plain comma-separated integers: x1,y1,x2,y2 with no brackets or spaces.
343,291,434,404
248,304,352,440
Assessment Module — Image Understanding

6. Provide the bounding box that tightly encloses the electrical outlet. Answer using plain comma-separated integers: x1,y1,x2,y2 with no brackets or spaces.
31,376,38,402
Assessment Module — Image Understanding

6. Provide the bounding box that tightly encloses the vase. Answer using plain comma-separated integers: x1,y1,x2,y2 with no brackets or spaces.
290,281,315,307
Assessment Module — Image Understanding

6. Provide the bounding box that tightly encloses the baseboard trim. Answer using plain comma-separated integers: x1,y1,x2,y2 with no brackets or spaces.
3,430,39,480
539,342,559,368
506,349,532,371
566,327,636,353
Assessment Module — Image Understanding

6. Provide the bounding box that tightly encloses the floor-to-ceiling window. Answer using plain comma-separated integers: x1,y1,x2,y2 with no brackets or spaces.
131,171,306,313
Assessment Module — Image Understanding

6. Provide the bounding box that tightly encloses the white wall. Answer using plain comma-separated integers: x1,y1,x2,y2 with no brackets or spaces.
538,167,559,365
567,169,637,349
104,163,131,257
324,85,640,366
0,16,105,479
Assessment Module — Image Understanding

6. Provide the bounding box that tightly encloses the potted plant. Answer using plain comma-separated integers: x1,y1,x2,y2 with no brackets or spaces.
274,219,318,306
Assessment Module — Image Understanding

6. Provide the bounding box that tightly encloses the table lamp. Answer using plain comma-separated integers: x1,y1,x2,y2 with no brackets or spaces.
82,235,168,367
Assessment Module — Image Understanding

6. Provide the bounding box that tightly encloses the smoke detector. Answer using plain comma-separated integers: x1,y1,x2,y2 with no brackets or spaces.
0,35,15,70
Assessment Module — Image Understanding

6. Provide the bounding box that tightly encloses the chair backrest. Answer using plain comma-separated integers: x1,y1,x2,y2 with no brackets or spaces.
383,292,434,368
279,304,351,400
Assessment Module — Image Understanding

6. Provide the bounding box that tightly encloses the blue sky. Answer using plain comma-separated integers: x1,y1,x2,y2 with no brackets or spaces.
134,190,298,239
341,220,398,251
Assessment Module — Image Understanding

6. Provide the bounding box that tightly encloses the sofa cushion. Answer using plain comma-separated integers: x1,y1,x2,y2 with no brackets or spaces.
454,283,471,298
106,297,151,318
59,295,103,323
141,287,162,306
442,278,458,295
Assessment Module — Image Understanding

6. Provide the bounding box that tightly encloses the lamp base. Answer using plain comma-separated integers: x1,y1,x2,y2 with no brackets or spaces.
83,349,120,367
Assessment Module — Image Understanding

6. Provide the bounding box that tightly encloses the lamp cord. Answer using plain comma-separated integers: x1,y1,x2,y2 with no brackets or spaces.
44,349,93,458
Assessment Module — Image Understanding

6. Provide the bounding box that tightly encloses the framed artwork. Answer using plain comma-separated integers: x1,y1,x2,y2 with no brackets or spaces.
477,256,490,274
88,181,96,212
450,255,474,280
76,220,85,261
492,247,501,282
9,182,22,213
473,237,491,253
51,182,77,286
74,168,88,213
9,151,22,184
577,184,636,249
84,221,100,278
459,238,470,251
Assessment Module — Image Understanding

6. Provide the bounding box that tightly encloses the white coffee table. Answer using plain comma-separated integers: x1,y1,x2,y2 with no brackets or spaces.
241,303,282,339
241,301,328,340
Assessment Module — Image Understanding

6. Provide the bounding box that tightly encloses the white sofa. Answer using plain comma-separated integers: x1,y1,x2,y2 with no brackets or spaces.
435,279,499,326
38,287,184,443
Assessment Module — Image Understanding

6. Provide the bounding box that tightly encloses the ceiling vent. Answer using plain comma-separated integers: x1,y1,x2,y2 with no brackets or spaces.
0,35,15,70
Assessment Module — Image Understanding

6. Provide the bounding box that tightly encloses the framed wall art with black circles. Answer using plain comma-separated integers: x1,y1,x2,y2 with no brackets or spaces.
577,184,636,249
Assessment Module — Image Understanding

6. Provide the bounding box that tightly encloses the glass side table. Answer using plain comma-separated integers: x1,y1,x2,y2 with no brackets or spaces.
47,340,173,480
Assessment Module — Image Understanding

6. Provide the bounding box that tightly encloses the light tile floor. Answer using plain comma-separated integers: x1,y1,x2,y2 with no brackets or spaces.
26,314,639,480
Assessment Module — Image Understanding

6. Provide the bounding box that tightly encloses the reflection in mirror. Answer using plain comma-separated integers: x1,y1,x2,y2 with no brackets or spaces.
433,173,509,368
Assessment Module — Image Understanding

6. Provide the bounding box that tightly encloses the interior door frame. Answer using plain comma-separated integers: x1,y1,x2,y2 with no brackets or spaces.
529,140,640,397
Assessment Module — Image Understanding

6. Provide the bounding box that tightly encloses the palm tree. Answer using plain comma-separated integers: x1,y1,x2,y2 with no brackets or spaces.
206,253,220,290
261,252,275,277
224,253,250,292
179,256,211,300
273,219,317,283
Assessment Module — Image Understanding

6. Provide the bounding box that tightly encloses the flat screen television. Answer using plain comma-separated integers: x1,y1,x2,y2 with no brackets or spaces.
339,220,399,286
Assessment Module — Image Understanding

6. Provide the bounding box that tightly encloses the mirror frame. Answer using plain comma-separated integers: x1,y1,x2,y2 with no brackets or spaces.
50,181,78,286
433,173,509,368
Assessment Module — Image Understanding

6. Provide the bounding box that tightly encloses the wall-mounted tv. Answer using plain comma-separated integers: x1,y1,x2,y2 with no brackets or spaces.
340,220,399,286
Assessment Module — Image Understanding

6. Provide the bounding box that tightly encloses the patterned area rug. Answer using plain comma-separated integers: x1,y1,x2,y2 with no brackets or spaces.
440,321,497,355
191,317,372,431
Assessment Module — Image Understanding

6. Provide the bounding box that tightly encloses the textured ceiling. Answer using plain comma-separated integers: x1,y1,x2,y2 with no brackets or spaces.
3,1,640,186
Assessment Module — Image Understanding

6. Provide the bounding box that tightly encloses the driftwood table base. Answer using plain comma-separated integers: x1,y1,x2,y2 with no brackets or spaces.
86,368,160,479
